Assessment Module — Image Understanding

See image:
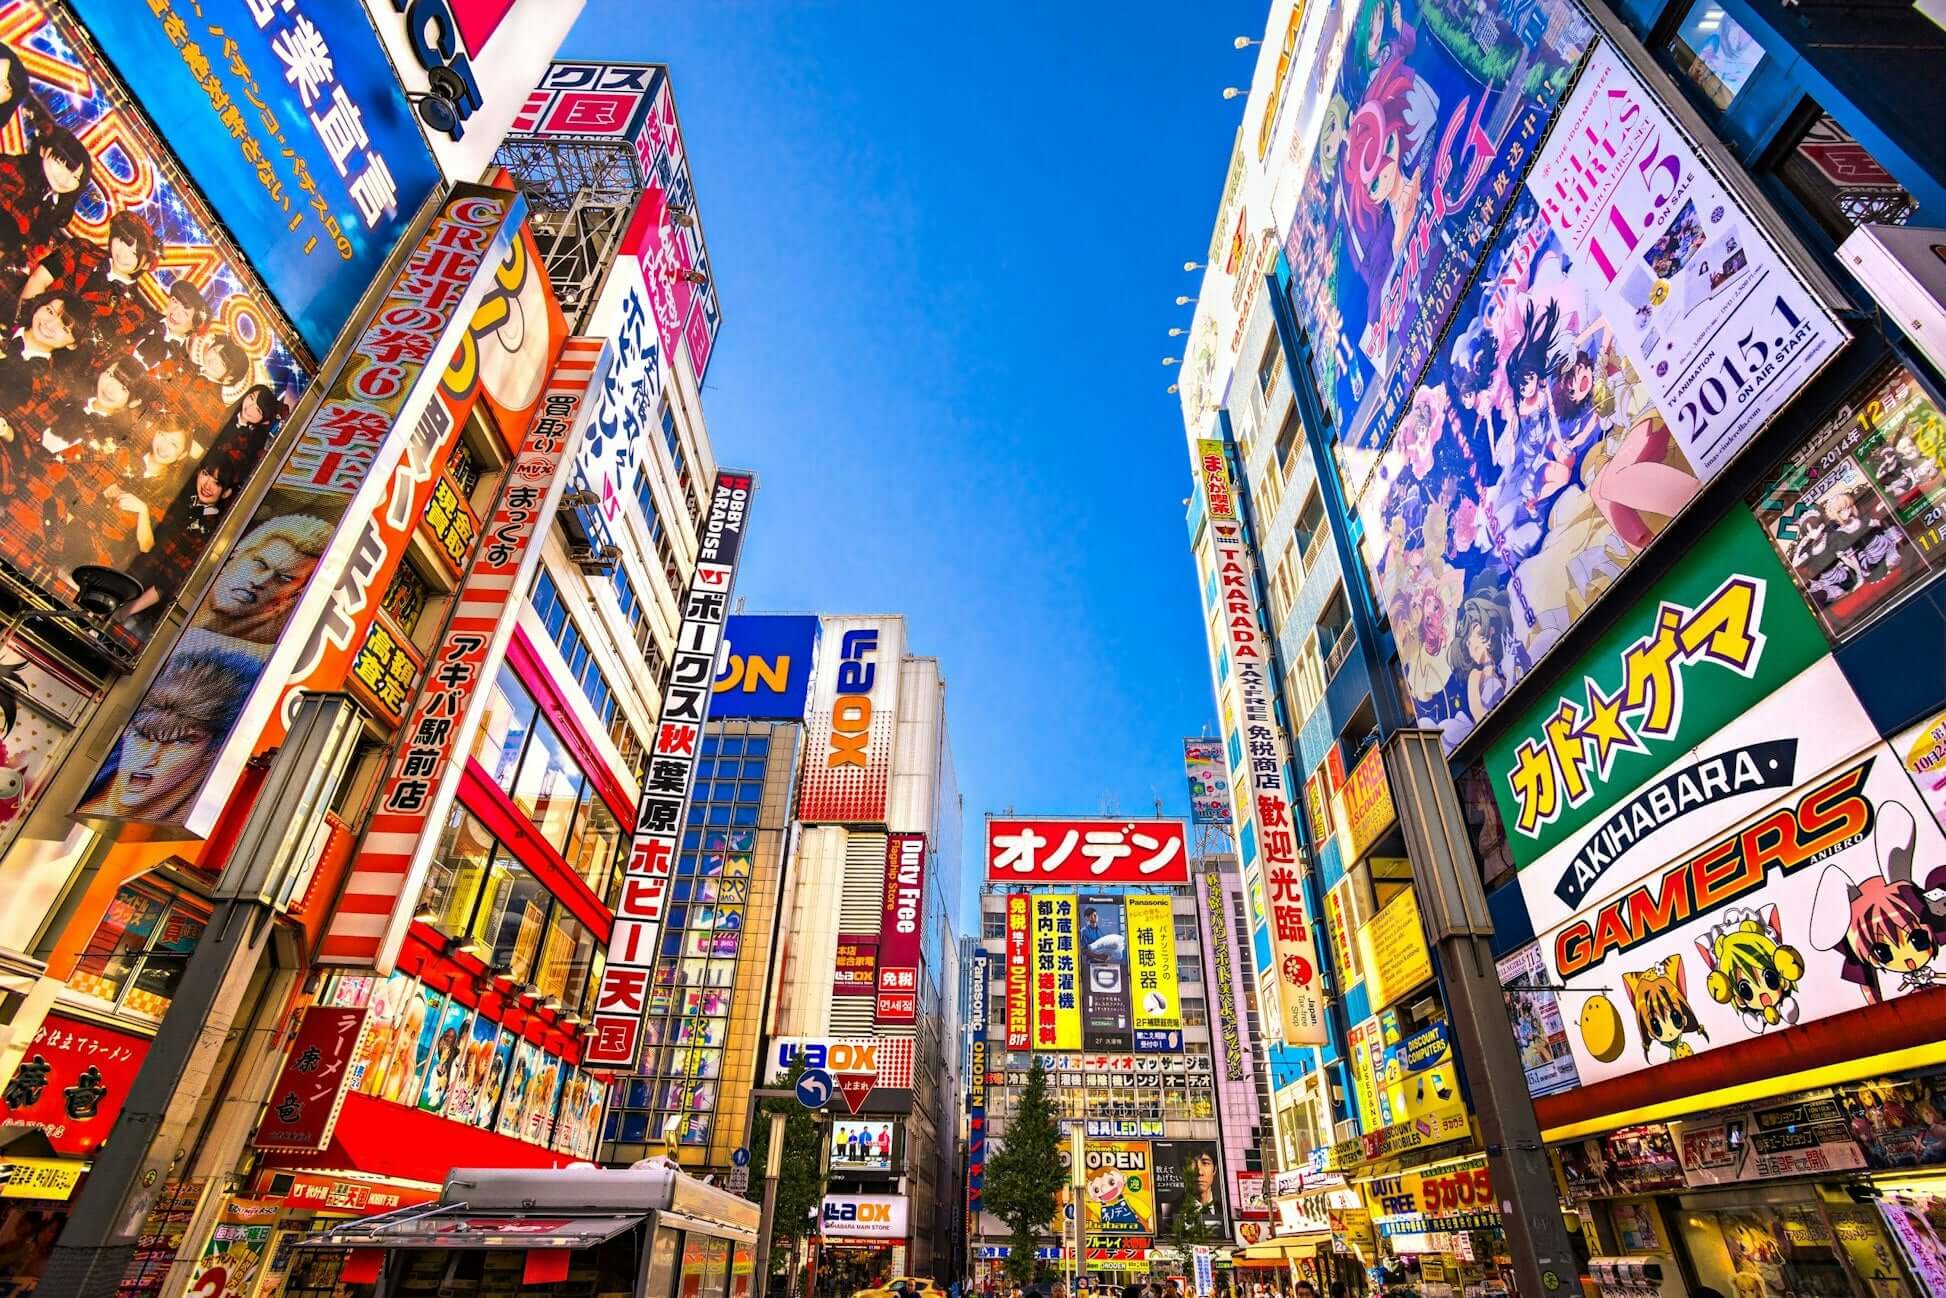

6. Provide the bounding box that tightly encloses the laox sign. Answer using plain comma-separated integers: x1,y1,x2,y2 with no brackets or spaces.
827,628,880,769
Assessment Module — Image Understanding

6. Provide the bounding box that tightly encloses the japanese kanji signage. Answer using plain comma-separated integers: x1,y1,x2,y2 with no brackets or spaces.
254,1006,367,1151
1194,438,1326,1045
800,616,904,824
585,467,757,1068
834,935,879,996
73,0,442,356
318,335,606,969
1006,895,1032,1051
1030,894,1081,1051
1127,896,1181,1052
1,1013,152,1157
968,949,988,1214
876,835,926,1025
1203,873,1245,1081
985,818,1190,885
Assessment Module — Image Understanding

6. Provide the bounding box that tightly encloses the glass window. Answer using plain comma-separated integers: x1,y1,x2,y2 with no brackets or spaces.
679,1233,728,1298
565,788,623,897
69,883,208,1021
537,910,592,1004
511,714,588,855
473,662,537,788
1668,2,1766,110
380,562,430,636
481,863,550,984
1773,111,1920,240
424,805,497,937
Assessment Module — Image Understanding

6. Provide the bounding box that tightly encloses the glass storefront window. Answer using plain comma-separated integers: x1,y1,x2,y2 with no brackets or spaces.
537,911,594,1006
511,713,587,854
425,806,496,938
481,863,550,984
472,662,536,787
564,786,622,897
70,883,208,1021
1669,2,1766,110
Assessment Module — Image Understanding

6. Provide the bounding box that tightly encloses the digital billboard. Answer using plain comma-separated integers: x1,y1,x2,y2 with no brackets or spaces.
0,5,310,647
1183,737,1232,826
832,1118,896,1174
713,614,819,719
72,0,441,357
1078,1141,1154,1236
1079,894,1130,1049
985,817,1190,885
799,615,902,824
77,188,525,835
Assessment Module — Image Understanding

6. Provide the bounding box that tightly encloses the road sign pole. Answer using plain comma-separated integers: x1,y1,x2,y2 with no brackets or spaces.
756,1109,787,1298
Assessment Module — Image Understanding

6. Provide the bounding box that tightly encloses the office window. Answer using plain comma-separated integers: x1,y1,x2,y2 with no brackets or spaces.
1319,587,1354,679
634,467,686,592
531,571,621,728
69,882,208,1021
1294,491,1325,572
380,562,431,637
1256,334,1283,398
1274,407,1303,477
446,438,484,498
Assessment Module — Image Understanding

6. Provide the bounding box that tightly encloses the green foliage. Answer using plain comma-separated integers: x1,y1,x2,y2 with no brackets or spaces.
746,1057,828,1266
1167,1204,1214,1251
981,1060,1066,1285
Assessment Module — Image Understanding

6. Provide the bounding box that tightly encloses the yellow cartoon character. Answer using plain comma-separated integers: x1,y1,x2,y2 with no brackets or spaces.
1621,954,1708,1062
1699,905,1805,1033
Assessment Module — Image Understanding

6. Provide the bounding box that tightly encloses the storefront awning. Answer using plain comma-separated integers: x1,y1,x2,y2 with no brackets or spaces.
297,1207,640,1250
261,1092,577,1186
1235,1237,1324,1261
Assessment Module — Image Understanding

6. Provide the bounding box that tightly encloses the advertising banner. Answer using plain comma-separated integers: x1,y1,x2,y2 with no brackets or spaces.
1895,707,1946,837
831,1118,896,1173
1747,363,1946,639
1202,873,1245,1080
619,78,722,378
0,3,310,646
585,468,755,1067
1486,511,1831,872
714,615,820,719
1006,893,1031,1051
876,835,925,1024
986,817,1190,884
252,1006,366,1152
0,1013,151,1156
73,0,441,356
513,62,665,162
1184,738,1232,826
833,935,878,996
1127,895,1181,1052
1079,895,1131,1049
1031,893,1082,1051
1523,744,1946,1089
968,949,988,1213
820,1194,908,1242
320,333,600,969
1497,942,1581,1098
1283,0,1592,465
78,188,521,836
1675,1096,1867,1185
1355,888,1433,1012
573,254,660,546
1334,746,1396,864
1155,1140,1227,1236
1195,440,1327,1044
1079,1141,1154,1236
799,616,902,824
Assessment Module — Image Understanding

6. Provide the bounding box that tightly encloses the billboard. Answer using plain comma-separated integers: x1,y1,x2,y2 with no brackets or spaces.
831,1118,896,1173
876,834,925,1025
1030,893,1081,1051
320,335,601,969
1127,895,1181,1052
1183,738,1232,826
985,817,1190,885
767,1037,914,1090
78,188,525,835
1154,1140,1226,1236
1518,743,1946,1090
585,469,755,1068
0,4,310,646
1747,363,1946,639
1079,894,1131,1049
968,949,989,1213
1005,894,1031,1051
833,935,878,996
1079,1141,1154,1236
821,1194,907,1242
713,614,819,719
1484,512,1830,873
1497,942,1581,1098
364,0,584,183
799,615,902,824
1351,37,1845,754
1355,888,1433,1012
1283,0,1592,463
1194,442,1327,1045
1202,873,1246,1081
573,254,660,544
1894,708,1946,837
73,0,441,356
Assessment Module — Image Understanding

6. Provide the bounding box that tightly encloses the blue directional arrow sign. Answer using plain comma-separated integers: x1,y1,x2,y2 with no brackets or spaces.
796,1068,834,1108
732,1147,751,1167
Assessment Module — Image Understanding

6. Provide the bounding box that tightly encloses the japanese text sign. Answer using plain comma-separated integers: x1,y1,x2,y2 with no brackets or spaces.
876,835,926,1024
985,818,1189,885
1030,894,1081,1051
1127,895,1181,1051
74,0,442,357
1006,895,1031,1051
1203,873,1246,1081
1,1013,151,1157
834,935,879,996
586,467,756,1067
254,1006,367,1151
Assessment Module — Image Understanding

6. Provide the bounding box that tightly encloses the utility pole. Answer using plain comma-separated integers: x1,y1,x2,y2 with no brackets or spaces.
38,693,365,1298
1383,730,1581,1298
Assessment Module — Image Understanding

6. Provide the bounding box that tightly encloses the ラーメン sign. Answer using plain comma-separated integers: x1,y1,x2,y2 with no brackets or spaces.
1195,439,1326,1045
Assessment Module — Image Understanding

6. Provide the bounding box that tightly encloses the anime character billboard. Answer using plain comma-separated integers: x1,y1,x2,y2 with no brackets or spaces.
1283,0,1591,463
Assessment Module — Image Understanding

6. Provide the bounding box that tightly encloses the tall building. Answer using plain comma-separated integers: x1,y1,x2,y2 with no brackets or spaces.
1179,0,1946,1295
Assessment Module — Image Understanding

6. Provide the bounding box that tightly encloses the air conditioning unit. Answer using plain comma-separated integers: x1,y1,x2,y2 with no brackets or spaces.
1334,1119,1358,1143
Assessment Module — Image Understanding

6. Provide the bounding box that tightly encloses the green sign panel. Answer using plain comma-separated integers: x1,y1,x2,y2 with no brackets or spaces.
1486,511,1829,869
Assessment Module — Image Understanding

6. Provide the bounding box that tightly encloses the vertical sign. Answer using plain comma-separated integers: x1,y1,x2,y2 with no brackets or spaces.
320,338,607,968
1079,895,1131,1049
876,835,926,1024
799,617,905,823
1195,439,1327,1045
585,469,757,1067
1184,738,1234,826
1031,894,1081,1051
1203,873,1245,1082
253,1007,368,1152
1006,895,1032,1051
1127,896,1181,1051
967,950,989,1215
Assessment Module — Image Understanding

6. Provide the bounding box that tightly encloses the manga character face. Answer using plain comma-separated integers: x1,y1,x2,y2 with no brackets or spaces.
1088,1168,1125,1205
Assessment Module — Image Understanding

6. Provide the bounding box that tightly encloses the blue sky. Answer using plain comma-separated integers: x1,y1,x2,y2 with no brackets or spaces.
566,2,1264,924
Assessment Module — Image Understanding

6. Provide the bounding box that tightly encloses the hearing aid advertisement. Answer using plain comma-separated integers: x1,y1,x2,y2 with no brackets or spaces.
1515,742,1946,1089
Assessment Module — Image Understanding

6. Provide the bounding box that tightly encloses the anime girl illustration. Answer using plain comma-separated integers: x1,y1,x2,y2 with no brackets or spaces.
1340,26,1439,367
1698,905,1805,1032
1447,578,1512,721
1621,954,1708,1062
1813,802,1946,1004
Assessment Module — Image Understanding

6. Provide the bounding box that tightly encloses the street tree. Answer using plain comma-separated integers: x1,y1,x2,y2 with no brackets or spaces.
981,1059,1065,1284
746,1056,829,1295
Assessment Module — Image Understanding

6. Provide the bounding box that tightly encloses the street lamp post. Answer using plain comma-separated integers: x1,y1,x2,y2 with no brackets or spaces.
757,1109,787,1297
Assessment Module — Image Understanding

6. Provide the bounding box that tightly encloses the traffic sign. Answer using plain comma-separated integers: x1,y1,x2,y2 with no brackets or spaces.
731,1146,750,1167
834,1072,873,1114
796,1068,834,1108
